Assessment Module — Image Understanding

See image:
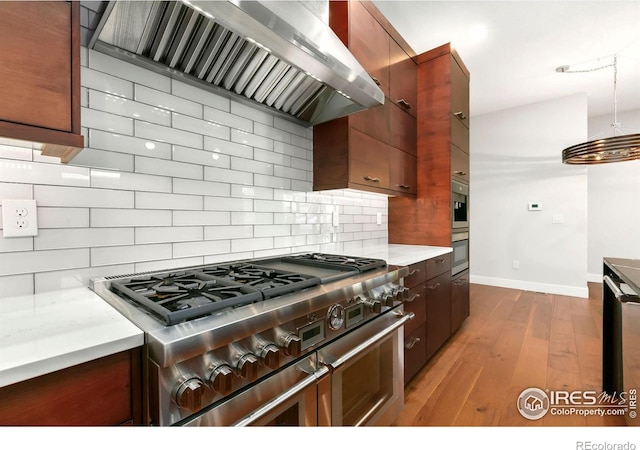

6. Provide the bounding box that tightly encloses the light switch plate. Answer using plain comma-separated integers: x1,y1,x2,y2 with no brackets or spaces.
2,199,38,237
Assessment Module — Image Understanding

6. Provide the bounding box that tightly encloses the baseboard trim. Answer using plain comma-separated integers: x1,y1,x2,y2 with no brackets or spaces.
587,273,603,283
470,275,589,298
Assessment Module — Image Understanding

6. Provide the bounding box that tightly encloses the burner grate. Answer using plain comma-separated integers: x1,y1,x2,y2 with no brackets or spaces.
283,253,387,273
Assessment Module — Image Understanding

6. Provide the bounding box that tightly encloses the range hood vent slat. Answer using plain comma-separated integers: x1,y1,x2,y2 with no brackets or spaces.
91,0,384,125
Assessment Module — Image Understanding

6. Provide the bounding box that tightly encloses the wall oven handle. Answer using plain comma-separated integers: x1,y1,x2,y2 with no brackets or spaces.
323,311,415,372
604,275,640,304
232,365,330,426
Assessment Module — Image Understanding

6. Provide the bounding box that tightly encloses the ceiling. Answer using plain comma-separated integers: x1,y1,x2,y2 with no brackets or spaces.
372,0,640,121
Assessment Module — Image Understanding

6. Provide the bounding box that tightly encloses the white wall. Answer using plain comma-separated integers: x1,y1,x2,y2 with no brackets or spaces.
0,48,388,299
587,109,640,281
469,94,589,297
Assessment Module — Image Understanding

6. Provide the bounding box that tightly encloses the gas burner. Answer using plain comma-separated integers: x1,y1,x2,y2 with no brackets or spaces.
110,272,263,325
283,253,387,273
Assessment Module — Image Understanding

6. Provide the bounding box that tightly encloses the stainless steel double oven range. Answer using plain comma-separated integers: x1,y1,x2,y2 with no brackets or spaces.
91,253,412,426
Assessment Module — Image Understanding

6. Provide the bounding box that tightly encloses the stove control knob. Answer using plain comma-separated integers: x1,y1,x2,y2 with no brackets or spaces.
237,353,260,381
260,344,281,369
278,333,302,357
397,287,410,302
381,293,394,307
363,297,382,314
174,377,205,411
208,364,234,396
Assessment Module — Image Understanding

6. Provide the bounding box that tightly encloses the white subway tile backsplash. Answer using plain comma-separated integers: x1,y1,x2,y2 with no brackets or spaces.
136,121,203,149
135,156,203,180
173,113,230,141
0,182,32,201
38,208,89,228
135,85,203,118
231,129,273,151
89,90,171,125
81,66,133,99
82,107,134,135
90,130,172,159
173,211,230,226
0,45,388,296
91,209,172,227
135,226,203,244
34,228,134,250
0,145,33,161
173,145,231,169
205,166,253,186
204,106,253,132
91,244,172,266
204,225,253,240
173,178,230,198
136,192,203,211
204,136,253,160
172,79,229,111
91,169,171,193
0,274,34,298
35,185,133,208
0,159,90,187
231,237,273,253
204,196,253,212
173,240,231,259
70,147,134,172
0,249,89,276
89,50,171,92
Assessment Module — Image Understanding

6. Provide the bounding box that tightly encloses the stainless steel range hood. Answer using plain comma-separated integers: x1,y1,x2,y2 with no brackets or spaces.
90,0,384,125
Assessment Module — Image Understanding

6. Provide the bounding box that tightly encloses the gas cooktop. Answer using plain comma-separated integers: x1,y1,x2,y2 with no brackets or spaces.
108,253,386,325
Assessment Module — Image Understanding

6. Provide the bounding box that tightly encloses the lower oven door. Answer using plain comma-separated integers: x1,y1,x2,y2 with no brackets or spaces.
317,309,413,426
181,355,326,426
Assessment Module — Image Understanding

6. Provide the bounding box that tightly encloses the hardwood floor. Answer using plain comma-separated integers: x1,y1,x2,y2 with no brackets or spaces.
393,282,627,426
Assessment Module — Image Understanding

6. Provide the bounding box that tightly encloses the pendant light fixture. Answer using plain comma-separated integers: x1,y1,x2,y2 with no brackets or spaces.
560,55,640,164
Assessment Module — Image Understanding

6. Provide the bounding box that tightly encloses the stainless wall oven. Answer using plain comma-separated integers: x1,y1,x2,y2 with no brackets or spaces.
452,180,469,229
451,232,469,276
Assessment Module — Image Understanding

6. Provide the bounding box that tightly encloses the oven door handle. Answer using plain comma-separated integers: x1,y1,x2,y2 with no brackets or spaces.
232,365,330,426
604,275,640,304
323,311,415,372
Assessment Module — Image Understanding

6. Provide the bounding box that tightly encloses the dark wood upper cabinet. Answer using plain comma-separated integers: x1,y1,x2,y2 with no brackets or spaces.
314,0,417,198
0,1,84,162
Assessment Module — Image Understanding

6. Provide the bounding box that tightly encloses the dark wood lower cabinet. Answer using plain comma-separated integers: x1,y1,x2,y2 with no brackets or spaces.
404,323,427,385
425,272,452,361
451,270,470,334
0,348,142,426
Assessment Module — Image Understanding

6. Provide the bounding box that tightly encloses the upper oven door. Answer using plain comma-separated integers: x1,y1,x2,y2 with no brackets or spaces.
316,308,413,426
452,180,469,229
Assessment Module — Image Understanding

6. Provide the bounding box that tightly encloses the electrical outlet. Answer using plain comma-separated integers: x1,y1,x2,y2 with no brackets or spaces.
2,199,38,237
512,260,520,269
376,212,382,225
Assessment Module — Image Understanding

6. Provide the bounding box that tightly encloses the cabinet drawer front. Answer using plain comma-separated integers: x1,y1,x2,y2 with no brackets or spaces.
427,253,451,279
404,260,427,288
349,102,389,144
451,144,469,183
404,322,427,385
389,146,417,195
450,56,470,129
404,283,427,335
451,270,470,333
451,114,469,153
349,128,390,189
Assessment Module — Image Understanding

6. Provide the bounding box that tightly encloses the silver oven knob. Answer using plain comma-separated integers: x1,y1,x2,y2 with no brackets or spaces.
174,377,205,411
260,344,281,369
381,293,394,307
237,353,260,381
277,332,302,357
398,287,409,301
363,297,382,313
207,364,234,396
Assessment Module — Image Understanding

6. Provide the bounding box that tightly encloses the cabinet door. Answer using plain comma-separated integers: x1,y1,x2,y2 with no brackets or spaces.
450,56,470,129
349,128,390,189
388,101,416,156
451,113,469,153
425,271,452,361
389,146,417,195
451,144,469,183
403,283,427,335
349,102,388,144
348,0,390,97
451,270,470,333
404,322,427,385
389,38,417,118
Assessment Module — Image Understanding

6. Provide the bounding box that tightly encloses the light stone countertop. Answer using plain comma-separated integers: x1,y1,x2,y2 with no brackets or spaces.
347,243,453,266
0,287,143,388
